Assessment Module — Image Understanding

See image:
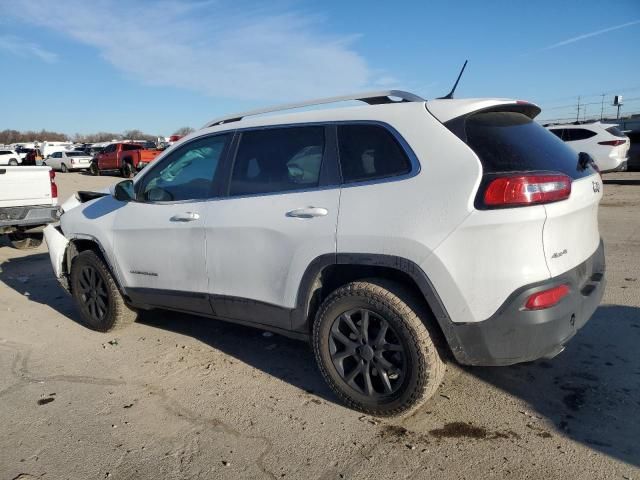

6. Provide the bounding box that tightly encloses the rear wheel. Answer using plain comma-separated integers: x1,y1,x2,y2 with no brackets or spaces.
70,250,137,332
313,279,445,416
8,232,43,249
8,159,18,166
61,163,68,173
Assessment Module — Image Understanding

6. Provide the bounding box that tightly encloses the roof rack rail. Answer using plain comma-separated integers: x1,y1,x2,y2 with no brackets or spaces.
202,90,425,128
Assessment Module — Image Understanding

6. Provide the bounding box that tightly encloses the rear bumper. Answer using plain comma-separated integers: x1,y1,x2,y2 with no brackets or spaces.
602,159,628,173
0,205,60,233
450,240,606,366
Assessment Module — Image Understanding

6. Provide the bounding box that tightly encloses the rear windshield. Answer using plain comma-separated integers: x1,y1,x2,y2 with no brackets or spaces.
66,151,87,157
464,111,595,179
605,126,626,138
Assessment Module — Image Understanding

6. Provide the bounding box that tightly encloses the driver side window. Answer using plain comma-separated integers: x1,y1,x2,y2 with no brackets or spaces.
139,134,230,202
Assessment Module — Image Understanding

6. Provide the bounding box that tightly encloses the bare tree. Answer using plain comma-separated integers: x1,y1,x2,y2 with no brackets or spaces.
172,126,195,136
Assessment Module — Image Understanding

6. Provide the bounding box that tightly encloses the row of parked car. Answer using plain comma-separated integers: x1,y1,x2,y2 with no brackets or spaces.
0,139,173,178
545,122,632,172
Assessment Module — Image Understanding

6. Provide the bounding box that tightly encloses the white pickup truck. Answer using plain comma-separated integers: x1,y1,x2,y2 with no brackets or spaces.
0,166,60,249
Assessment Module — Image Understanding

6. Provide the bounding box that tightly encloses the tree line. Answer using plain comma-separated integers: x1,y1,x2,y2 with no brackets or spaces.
0,127,195,145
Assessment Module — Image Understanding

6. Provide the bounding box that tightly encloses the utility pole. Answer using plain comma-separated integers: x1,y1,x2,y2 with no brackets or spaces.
613,95,623,119
576,96,581,122
600,94,605,120
583,104,587,121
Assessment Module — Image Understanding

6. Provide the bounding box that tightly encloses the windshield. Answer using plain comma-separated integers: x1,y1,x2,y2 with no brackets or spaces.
66,151,87,157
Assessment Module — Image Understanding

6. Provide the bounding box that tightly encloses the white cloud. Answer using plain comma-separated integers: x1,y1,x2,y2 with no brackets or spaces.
0,34,58,63
541,19,640,51
0,0,375,101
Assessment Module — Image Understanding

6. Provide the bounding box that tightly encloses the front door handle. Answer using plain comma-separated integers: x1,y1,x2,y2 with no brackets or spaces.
286,207,328,218
170,212,200,222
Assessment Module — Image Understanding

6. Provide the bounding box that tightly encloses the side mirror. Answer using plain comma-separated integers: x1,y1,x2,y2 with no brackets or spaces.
113,180,135,202
578,151,594,170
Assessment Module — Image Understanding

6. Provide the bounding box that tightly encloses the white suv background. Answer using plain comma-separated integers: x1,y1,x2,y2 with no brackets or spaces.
546,122,630,172
0,150,21,166
44,91,606,416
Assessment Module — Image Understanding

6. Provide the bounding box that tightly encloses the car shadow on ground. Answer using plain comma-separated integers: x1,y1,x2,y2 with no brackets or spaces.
0,248,335,403
1,248,638,465
603,178,640,186
138,309,335,402
469,304,640,467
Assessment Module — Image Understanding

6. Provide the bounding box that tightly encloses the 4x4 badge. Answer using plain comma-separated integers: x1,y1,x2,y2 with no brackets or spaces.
592,181,600,193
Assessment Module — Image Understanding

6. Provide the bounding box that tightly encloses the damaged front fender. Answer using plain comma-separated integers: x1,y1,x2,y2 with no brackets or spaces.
43,224,70,288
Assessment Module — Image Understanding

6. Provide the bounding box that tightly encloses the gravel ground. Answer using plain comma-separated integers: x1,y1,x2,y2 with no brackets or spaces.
0,171,638,480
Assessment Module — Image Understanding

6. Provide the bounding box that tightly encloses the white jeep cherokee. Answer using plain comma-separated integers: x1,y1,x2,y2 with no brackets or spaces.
44,91,606,416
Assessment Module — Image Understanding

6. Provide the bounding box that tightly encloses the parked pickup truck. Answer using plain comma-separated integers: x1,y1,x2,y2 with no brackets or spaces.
0,166,59,249
90,142,161,178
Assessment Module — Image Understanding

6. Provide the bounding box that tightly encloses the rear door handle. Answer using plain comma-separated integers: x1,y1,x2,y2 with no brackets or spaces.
286,207,328,218
170,212,200,222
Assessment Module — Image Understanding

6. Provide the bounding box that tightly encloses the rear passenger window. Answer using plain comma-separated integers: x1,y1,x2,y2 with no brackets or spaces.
564,129,596,141
338,124,411,183
230,126,324,196
548,129,564,139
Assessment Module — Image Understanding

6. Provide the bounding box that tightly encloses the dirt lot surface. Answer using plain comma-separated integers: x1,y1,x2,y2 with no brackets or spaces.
1,171,639,479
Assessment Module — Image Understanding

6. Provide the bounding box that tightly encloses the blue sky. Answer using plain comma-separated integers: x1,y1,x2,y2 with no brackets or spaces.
0,0,639,136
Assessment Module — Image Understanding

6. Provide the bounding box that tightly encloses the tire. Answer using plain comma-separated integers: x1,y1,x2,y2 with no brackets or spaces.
121,162,135,178
61,163,68,173
70,250,137,332
8,159,18,166
90,162,100,176
313,279,445,416
8,232,43,249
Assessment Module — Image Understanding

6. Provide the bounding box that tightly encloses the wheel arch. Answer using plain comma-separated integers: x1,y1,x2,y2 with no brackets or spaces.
64,236,129,299
293,253,462,356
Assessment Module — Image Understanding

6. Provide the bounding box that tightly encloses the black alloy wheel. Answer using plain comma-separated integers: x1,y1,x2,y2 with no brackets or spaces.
77,264,110,324
329,308,407,397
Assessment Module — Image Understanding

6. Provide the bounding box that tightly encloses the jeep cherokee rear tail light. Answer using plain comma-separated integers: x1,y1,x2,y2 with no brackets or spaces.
50,170,58,199
598,140,626,146
525,284,570,310
483,173,571,207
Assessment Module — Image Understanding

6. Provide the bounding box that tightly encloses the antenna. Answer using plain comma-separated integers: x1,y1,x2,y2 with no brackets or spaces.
438,60,468,100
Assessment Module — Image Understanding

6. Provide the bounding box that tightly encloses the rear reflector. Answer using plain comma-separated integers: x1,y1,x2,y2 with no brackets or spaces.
525,284,570,310
484,173,571,207
50,170,58,199
598,140,626,146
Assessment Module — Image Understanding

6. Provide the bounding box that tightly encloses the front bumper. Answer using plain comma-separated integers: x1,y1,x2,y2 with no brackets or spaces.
43,224,70,281
450,240,606,366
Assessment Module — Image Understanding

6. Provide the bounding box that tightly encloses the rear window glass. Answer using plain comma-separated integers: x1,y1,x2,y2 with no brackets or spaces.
464,112,595,179
66,151,86,157
605,126,626,138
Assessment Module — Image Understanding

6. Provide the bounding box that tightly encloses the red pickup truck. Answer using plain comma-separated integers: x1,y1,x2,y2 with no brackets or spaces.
90,143,161,177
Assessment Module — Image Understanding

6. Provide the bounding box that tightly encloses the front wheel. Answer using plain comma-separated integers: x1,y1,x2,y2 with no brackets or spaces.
70,250,137,332
313,279,445,416
89,162,100,176
8,232,43,249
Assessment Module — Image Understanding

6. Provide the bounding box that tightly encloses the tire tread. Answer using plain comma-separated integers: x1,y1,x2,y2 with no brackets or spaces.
312,279,445,417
